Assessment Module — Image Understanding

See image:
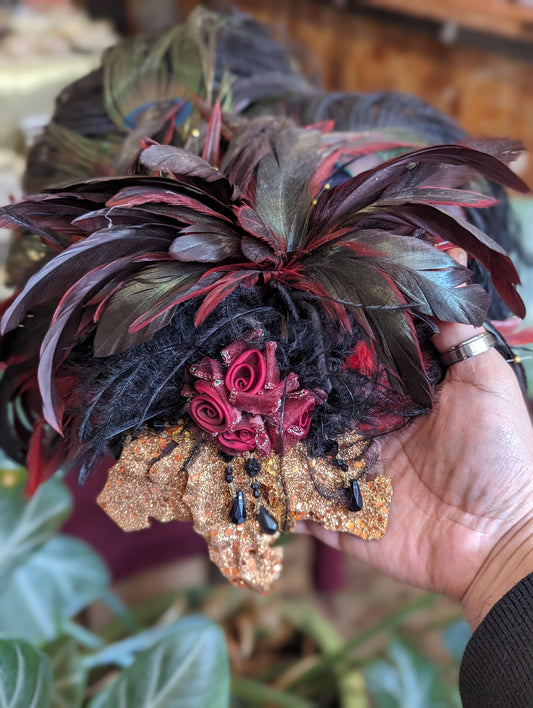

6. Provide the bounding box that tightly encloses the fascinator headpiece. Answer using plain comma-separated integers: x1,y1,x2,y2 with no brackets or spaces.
0,10,528,591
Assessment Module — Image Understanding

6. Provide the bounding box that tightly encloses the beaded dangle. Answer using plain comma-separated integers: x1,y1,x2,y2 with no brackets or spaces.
222,452,247,525
245,454,279,535
324,439,364,513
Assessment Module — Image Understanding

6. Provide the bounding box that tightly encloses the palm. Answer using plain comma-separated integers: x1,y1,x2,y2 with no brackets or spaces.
307,348,533,600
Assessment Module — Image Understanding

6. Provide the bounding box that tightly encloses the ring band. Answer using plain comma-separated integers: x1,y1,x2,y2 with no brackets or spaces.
440,331,496,367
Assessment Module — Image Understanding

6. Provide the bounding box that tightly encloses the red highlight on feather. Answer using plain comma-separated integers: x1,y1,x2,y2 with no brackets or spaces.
0,122,528,478
346,340,378,376
202,101,222,167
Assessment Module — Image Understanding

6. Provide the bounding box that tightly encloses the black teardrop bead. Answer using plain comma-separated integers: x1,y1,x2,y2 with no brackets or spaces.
345,478,363,512
229,490,247,524
245,457,261,477
337,459,348,472
257,505,279,535
220,451,234,463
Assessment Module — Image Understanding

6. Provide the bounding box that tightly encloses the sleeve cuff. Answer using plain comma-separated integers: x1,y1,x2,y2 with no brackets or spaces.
459,572,533,707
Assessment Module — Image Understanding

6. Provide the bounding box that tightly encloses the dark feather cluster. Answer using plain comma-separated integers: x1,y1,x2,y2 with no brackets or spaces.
22,7,311,196
0,10,529,492
56,287,437,480
13,8,523,328
285,90,523,320
0,112,528,487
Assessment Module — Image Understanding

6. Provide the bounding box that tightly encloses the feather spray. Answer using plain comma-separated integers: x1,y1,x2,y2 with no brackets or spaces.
7,7,312,294
1,10,530,588
21,7,311,197
0,106,528,588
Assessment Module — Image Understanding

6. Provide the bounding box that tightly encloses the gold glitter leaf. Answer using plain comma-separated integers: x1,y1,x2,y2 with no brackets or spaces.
282,440,392,540
97,426,392,591
97,424,195,530
282,433,392,540
183,442,283,593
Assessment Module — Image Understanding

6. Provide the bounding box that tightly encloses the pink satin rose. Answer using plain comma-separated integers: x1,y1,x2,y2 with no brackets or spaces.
218,417,265,455
225,349,266,394
230,372,300,415
190,357,225,382
185,341,323,456
189,380,236,434
267,390,316,453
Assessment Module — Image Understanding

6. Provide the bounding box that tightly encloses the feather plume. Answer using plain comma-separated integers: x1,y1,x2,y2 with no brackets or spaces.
1,11,530,595
0,8,529,489
0,115,528,482
21,8,311,195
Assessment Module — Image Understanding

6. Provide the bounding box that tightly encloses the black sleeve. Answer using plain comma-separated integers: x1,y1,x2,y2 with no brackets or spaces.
459,572,533,707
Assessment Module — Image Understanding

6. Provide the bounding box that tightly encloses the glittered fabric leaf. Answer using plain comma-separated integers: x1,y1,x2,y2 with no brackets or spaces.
98,426,391,592
97,423,195,528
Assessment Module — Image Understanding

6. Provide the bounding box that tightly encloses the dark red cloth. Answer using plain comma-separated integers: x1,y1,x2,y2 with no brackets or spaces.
312,538,346,592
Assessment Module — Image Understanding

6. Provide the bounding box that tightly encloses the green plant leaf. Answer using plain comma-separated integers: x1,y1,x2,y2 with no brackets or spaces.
43,637,87,708
0,536,109,644
231,676,317,708
88,617,230,708
280,600,367,708
84,620,204,670
0,476,72,591
364,639,455,708
442,619,471,661
288,594,435,687
0,637,52,707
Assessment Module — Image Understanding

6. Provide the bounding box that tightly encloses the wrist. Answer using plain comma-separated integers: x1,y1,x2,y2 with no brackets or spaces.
460,516,533,630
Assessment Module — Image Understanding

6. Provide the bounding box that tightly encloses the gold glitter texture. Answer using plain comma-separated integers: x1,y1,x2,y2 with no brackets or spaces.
97,424,195,530
183,444,283,592
283,438,392,540
98,425,392,591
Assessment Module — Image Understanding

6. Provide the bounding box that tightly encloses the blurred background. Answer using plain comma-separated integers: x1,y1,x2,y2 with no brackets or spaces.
0,1,532,706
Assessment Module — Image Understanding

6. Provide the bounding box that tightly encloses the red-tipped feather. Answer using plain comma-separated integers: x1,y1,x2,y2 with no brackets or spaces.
0,122,528,475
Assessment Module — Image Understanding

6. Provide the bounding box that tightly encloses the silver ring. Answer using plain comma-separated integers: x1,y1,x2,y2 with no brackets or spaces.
440,332,497,367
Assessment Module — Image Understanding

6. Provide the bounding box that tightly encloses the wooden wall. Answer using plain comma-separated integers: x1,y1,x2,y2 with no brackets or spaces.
178,0,533,188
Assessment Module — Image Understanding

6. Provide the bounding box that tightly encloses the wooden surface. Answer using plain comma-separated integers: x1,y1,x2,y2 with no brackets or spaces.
179,0,533,188
359,0,533,42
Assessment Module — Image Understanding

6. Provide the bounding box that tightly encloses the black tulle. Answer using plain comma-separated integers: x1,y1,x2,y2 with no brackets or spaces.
56,286,440,478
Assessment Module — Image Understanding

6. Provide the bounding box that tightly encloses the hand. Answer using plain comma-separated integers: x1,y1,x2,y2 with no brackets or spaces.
302,318,533,629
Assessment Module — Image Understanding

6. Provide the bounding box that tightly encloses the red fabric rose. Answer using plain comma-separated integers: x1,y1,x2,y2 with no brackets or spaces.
189,380,236,433
267,390,316,452
184,340,324,456
225,349,266,394
264,341,280,389
190,357,225,382
230,372,299,415
218,416,268,455
182,357,225,396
